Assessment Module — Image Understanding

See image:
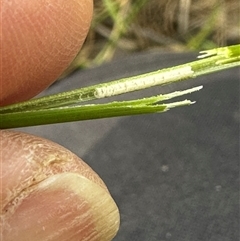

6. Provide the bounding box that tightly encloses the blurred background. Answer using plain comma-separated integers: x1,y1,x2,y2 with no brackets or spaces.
62,0,239,77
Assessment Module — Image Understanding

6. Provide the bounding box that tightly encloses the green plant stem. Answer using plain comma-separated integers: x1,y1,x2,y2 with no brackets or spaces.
0,101,191,129
0,87,201,129
0,45,239,129
1,45,239,114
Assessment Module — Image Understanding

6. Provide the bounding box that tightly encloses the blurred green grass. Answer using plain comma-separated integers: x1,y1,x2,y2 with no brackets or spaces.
63,0,239,77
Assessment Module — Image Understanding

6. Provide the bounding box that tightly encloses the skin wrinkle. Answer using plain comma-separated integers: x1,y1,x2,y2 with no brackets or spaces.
2,173,119,241
0,130,107,213
2,181,95,240
1,131,120,240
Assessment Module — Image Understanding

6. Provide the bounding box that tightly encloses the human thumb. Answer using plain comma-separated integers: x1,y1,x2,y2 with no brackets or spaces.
0,130,120,241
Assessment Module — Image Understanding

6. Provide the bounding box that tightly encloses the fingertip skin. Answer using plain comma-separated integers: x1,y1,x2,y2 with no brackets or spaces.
0,130,120,241
2,174,120,241
1,0,93,106
0,130,107,208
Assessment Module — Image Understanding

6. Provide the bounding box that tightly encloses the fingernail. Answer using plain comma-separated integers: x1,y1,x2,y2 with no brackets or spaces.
2,173,120,241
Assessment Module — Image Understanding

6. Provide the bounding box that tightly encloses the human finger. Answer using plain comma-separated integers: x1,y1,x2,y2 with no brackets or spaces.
1,0,93,106
0,130,120,241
